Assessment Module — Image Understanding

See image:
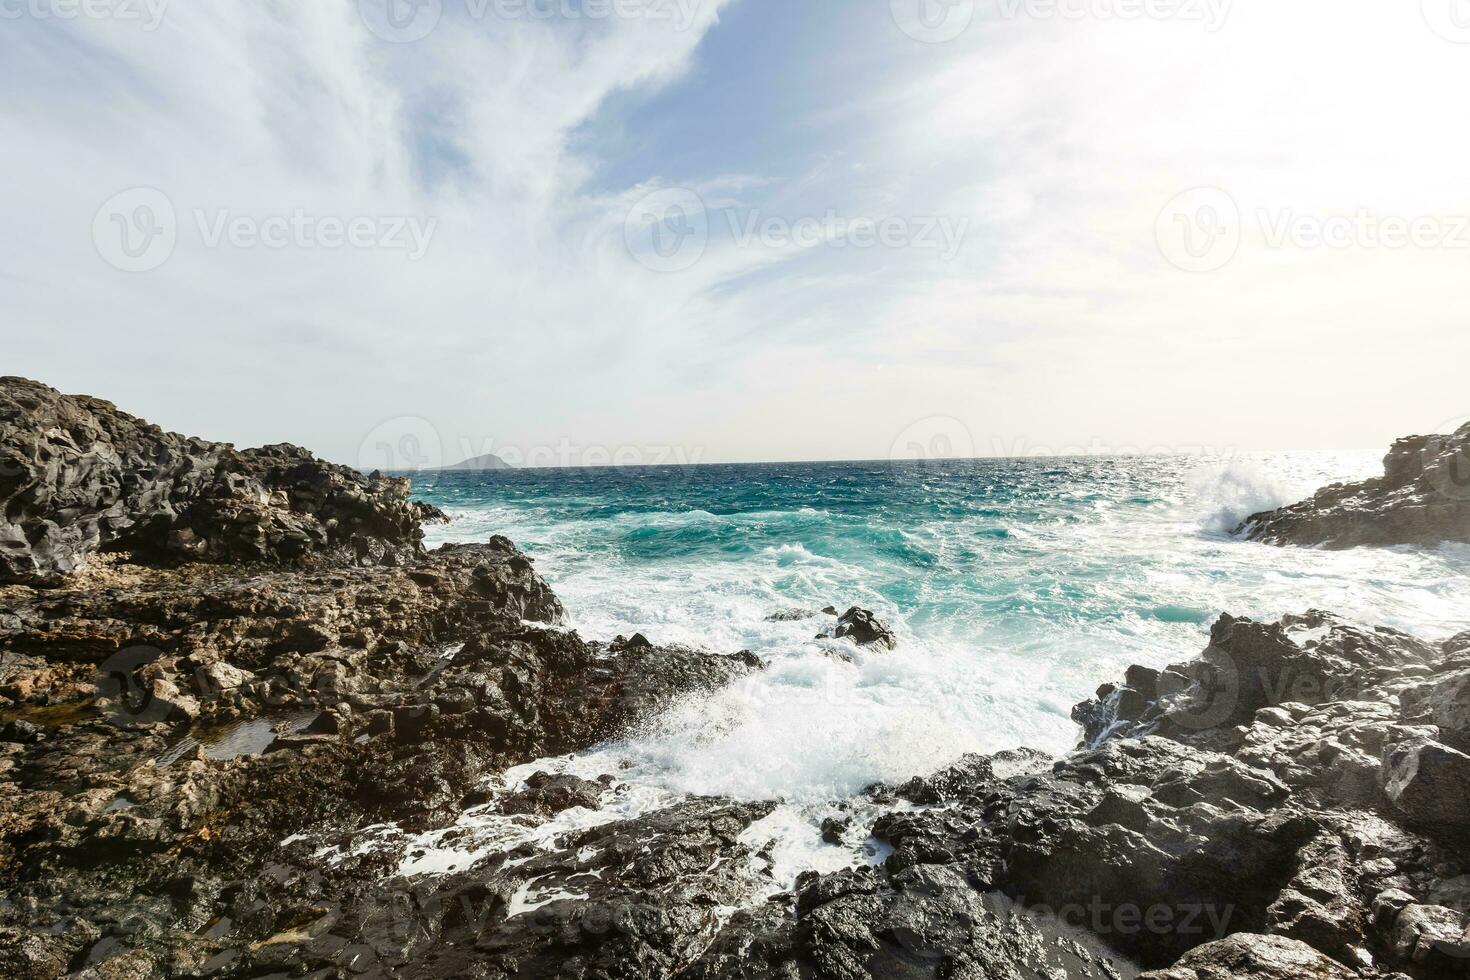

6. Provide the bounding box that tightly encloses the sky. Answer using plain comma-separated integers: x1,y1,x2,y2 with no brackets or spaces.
3,0,1469,470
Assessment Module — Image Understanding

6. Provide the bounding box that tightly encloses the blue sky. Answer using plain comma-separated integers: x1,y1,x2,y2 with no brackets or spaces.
3,0,1470,468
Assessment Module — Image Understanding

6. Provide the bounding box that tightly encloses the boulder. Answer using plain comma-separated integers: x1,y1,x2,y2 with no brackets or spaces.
1388,903,1470,968
1381,736,1470,828
1137,933,1358,979
500,772,604,816
829,607,897,650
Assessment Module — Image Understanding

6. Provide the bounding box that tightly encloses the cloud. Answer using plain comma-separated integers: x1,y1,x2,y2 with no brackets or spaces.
2,1,1468,465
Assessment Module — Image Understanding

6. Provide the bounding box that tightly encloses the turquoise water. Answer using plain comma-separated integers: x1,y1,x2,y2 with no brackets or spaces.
414,452,1470,802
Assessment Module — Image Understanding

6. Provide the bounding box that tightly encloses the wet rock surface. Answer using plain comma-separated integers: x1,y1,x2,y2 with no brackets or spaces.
0,545,765,978
1237,421,1470,549
3,390,1470,978
814,606,898,651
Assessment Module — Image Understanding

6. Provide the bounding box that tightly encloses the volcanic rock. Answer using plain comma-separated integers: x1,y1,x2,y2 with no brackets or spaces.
0,376,444,585
828,606,898,650
1237,420,1470,549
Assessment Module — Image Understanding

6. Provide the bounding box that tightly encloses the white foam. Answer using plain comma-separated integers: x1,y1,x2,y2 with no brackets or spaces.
1187,461,1298,535
394,450,1470,885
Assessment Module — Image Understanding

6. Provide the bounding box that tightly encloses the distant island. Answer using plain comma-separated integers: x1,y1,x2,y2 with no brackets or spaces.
439,452,514,471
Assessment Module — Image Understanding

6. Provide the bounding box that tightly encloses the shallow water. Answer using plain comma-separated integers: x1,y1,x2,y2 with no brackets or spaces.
154,712,315,767
414,452,1470,804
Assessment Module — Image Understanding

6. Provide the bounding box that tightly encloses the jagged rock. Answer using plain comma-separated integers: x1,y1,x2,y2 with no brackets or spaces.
500,772,605,816
1137,933,1358,979
1420,668,1470,752
689,864,1140,980
827,606,897,650
1075,610,1439,752
7,383,1470,980
1381,735,1470,828
1237,421,1470,549
287,798,779,978
819,815,850,844
1431,876,1470,914
1387,902,1470,968
764,607,827,622
0,504,760,979
0,376,444,585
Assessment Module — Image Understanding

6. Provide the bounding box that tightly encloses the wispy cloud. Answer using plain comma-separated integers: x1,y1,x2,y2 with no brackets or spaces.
2,1,1467,465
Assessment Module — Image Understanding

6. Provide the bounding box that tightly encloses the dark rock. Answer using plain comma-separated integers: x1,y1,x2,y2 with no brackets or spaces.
1381,735,1470,828
1421,668,1470,751
307,798,778,978
302,710,341,736
1388,903,1470,969
1237,421,1470,549
829,606,898,650
9,381,1470,980
1075,610,1438,750
820,816,851,845
501,772,604,816
764,607,826,622
1137,933,1359,979
0,376,445,585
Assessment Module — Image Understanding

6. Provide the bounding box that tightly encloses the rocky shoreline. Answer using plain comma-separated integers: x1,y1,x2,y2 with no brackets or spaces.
2,377,1468,979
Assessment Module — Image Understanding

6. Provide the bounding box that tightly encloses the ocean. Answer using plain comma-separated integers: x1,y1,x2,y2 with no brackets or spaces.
405,451,1470,881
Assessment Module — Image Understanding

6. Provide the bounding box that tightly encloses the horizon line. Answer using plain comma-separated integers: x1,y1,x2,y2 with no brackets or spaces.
383,445,1382,475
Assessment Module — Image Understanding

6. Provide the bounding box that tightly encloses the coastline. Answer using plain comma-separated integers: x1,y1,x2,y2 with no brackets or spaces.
2,377,1469,979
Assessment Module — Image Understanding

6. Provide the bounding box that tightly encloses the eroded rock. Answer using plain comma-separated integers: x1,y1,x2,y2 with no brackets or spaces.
0,376,444,585
1236,421,1470,549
